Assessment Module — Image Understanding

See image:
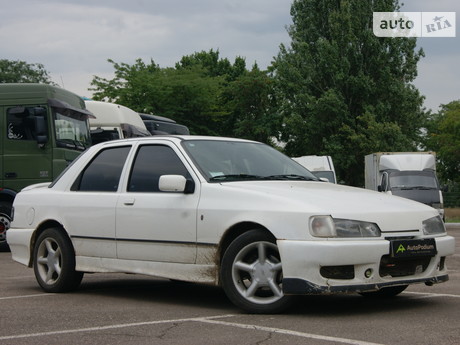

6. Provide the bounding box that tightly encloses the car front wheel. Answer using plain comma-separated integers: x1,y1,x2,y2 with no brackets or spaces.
33,228,83,292
220,229,293,314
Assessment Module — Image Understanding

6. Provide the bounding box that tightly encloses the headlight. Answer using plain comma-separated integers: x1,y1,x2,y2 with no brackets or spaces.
309,216,381,238
422,216,445,235
334,219,381,238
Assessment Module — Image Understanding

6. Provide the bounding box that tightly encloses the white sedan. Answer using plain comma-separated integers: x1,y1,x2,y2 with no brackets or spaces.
8,136,456,313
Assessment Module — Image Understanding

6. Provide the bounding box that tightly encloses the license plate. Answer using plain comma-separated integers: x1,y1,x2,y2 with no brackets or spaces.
390,239,437,258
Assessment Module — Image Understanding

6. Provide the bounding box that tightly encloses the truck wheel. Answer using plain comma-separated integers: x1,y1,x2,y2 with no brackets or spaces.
220,229,293,314
33,228,83,292
0,201,12,252
360,285,408,298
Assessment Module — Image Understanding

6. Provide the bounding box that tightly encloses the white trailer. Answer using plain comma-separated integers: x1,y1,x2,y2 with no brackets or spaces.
364,152,444,219
85,101,150,144
292,155,337,183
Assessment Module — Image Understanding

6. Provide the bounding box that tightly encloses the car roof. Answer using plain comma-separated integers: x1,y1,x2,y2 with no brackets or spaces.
91,135,257,149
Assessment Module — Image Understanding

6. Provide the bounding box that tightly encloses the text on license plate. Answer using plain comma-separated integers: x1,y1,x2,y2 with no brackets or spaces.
390,239,437,258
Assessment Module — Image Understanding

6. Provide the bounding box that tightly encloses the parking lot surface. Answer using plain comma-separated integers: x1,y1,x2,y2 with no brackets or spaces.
1,225,459,345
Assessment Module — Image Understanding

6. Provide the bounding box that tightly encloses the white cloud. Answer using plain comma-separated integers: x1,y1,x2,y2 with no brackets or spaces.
0,0,292,96
415,54,460,112
0,0,457,110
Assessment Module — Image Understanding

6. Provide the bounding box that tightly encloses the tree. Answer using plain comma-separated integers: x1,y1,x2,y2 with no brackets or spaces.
0,59,55,84
90,50,279,142
424,101,460,183
272,0,426,186
222,67,282,144
90,58,226,135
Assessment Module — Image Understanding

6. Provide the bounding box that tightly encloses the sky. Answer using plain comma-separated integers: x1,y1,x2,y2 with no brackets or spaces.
1,0,458,112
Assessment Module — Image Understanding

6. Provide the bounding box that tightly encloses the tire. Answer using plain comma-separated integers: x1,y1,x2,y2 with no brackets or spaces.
220,229,293,314
0,201,12,252
33,228,83,293
360,285,408,298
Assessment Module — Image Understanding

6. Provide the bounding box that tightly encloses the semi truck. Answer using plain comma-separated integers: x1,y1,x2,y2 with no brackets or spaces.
292,155,337,183
364,152,444,219
0,83,93,248
85,101,150,144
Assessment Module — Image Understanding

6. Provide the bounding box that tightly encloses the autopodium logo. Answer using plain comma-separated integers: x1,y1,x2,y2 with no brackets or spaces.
373,12,456,37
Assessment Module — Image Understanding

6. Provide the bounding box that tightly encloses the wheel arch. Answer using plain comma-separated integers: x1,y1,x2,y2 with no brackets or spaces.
28,220,70,267
217,221,276,269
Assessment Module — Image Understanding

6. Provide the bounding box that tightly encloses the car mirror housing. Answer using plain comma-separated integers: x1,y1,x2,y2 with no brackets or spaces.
159,175,194,194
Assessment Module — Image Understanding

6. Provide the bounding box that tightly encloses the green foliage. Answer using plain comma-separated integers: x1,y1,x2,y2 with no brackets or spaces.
272,0,426,186
222,68,282,143
0,59,55,84
424,100,460,183
90,50,278,143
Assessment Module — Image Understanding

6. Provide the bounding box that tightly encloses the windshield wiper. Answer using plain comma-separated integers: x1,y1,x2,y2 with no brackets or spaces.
265,174,318,181
210,174,265,181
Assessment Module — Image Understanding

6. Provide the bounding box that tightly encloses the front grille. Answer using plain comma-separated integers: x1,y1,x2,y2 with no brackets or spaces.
379,255,432,277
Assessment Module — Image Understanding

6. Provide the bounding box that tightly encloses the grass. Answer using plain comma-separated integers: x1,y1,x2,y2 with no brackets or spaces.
445,208,460,223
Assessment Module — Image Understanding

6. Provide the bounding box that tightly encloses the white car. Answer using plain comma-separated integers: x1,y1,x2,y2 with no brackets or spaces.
7,136,455,313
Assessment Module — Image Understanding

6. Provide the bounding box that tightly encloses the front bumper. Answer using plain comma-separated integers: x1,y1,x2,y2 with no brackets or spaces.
278,235,455,295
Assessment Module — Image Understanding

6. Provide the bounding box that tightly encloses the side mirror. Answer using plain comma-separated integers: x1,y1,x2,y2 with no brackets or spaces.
159,175,195,194
34,115,48,146
377,185,383,192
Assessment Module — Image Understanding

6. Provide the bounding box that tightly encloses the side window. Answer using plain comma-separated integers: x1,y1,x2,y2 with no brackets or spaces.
7,106,47,140
128,145,190,192
73,146,131,192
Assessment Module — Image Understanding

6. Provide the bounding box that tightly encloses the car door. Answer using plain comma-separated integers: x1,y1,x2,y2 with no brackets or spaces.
116,143,200,263
65,145,132,259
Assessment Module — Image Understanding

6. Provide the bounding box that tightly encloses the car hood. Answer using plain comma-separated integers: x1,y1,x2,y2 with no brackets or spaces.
212,181,438,232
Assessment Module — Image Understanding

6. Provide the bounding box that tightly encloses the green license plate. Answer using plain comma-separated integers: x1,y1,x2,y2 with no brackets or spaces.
390,239,437,258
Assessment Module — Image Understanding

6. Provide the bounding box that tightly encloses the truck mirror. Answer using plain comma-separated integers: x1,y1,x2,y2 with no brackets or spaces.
377,185,383,192
34,116,48,146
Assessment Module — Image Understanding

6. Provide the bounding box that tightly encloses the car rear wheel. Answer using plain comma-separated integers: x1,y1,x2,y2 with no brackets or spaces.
220,229,293,314
33,228,83,292
360,285,408,298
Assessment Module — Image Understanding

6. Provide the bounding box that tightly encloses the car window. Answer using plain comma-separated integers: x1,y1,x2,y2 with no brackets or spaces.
128,145,191,192
73,146,131,192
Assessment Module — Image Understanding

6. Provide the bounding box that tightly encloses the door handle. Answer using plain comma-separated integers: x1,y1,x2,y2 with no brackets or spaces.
5,172,17,178
123,198,135,206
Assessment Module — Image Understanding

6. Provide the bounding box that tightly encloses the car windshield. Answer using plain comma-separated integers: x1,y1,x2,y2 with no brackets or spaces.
389,170,439,189
182,139,318,182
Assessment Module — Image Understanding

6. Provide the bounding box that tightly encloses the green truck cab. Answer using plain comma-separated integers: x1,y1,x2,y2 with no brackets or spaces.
0,84,93,248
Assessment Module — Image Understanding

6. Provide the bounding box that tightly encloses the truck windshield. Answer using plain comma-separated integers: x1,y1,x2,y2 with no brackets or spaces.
54,111,91,150
182,139,318,182
389,171,439,190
